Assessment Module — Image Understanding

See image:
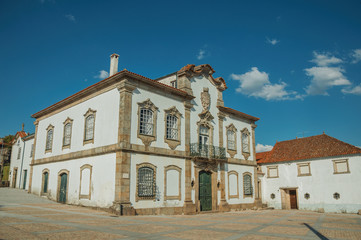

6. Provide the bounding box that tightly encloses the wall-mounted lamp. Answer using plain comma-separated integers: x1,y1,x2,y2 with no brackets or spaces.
217,181,220,189
191,179,194,188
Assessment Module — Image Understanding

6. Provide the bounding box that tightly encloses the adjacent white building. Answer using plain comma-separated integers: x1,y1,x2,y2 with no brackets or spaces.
28,54,261,215
257,133,361,213
9,130,34,190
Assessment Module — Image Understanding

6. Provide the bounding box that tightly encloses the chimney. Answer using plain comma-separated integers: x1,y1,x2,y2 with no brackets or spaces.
22,123,24,132
109,53,119,76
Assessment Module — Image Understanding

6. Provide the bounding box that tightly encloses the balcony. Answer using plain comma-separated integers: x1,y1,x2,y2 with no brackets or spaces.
190,143,226,160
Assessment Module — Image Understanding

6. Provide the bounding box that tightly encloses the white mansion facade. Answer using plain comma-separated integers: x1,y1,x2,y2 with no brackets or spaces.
28,54,260,215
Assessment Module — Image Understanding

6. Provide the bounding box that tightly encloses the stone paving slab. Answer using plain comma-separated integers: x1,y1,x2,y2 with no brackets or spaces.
1,188,361,240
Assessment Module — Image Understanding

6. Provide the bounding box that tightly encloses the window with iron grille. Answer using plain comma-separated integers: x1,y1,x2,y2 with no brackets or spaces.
63,123,72,146
243,174,253,196
166,115,178,140
139,108,154,135
46,129,53,150
227,130,235,150
138,167,155,197
85,115,94,141
242,132,249,153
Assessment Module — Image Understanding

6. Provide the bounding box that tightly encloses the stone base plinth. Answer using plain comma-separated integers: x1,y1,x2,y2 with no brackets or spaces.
111,202,135,216
219,200,230,212
183,201,196,215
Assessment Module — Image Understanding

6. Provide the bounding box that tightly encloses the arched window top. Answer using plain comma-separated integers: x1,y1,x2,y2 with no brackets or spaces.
243,172,253,197
63,119,72,147
45,125,54,152
83,109,96,143
241,128,250,154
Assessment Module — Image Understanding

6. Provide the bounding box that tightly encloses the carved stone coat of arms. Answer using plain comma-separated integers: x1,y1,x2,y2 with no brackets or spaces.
201,88,210,112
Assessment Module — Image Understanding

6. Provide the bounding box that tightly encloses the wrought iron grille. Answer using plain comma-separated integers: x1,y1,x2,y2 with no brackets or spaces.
138,167,154,197
190,143,226,160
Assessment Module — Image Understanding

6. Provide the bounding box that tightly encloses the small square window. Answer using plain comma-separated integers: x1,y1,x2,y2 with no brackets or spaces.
267,166,279,178
297,163,311,176
333,159,350,174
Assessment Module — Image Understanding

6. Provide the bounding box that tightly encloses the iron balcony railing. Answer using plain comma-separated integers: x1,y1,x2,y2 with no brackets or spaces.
190,143,226,160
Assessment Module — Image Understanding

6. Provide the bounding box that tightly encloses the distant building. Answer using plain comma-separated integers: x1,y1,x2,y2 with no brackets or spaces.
0,139,12,186
9,130,34,190
257,133,361,213
29,54,260,215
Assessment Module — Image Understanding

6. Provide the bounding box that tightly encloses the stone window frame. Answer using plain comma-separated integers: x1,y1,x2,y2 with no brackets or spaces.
164,106,182,150
57,169,70,203
79,164,92,200
136,163,157,202
170,80,177,88
45,124,54,153
137,99,158,147
62,117,73,150
197,118,214,146
83,108,96,145
164,165,182,201
241,128,251,160
332,159,350,174
41,168,50,196
227,170,239,199
267,165,279,178
243,172,253,198
297,162,311,177
226,124,237,158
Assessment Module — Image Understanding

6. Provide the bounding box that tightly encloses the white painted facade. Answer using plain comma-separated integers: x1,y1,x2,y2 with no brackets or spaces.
29,60,259,214
260,154,361,213
9,134,34,190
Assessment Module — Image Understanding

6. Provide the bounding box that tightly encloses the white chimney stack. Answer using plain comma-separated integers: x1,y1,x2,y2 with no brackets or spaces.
109,53,119,76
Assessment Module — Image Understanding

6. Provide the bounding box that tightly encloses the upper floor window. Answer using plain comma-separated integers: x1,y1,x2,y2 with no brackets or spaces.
297,163,311,176
166,115,178,140
83,109,96,144
17,147,21,159
199,125,209,145
137,99,158,147
45,125,54,152
171,80,177,88
140,108,154,136
241,128,250,153
267,165,279,178
164,106,182,150
227,130,235,150
63,118,73,148
333,159,350,174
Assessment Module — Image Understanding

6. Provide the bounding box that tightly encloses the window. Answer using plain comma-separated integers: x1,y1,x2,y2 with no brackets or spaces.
45,125,54,152
41,169,49,195
228,171,239,199
136,163,156,201
164,165,181,200
333,159,350,174
164,106,182,149
166,115,178,140
63,118,73,148
199,125,209,145
297,163,311,176
171,80,177,88
137,99,158,147
243,173,253,197
79,164,92,199
227,130,235,150
241,129,250,153
30,144,33,157
267,166,279,178
83,109,96,144
17,147,21,159
140,109,154,135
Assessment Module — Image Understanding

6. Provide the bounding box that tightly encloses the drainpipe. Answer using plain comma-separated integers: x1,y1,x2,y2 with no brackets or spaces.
18,139,26,189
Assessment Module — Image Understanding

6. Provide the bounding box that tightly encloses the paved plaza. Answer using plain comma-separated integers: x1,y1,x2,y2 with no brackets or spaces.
1,188,361,240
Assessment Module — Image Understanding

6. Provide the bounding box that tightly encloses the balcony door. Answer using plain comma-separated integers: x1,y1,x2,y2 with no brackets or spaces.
199,126,209,145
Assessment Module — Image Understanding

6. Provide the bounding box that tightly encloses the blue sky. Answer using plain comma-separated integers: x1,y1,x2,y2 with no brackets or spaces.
1,0,360,150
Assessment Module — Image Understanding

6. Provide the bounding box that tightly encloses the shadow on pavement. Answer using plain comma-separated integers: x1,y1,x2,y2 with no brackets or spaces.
304,223,329,240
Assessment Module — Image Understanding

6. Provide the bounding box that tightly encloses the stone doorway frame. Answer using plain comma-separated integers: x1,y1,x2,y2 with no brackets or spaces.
280,187,299,210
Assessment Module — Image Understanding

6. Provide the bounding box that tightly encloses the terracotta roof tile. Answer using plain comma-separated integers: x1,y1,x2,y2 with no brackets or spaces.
257,134,361,164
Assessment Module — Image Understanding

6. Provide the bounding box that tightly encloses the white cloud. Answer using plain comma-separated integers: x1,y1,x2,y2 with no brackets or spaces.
256,143,273,153
310,51,342,67
231,67,301,101
266,37,279,45
304,66,351,95
341,84,361,95
197,49,206,60
94,70,109,79
351,49,361,64
65,14,76,22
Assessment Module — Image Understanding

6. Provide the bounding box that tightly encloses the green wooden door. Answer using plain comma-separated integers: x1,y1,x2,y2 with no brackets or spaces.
22,170,27,189
199,171,212,211
59,173,67,203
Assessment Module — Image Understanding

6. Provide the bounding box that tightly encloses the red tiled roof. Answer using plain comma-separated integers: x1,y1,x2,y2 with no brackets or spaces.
257,134,361,164
32,69,193,119
217,106,259,122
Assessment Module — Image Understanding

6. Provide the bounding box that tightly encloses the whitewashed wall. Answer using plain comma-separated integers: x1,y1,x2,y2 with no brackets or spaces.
223,116,254,161
226,164,255,204
131,87,185,151
156,74,177,86
129,153,185,209
31,153,116,208
35,88,120,160
261,154,361,213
